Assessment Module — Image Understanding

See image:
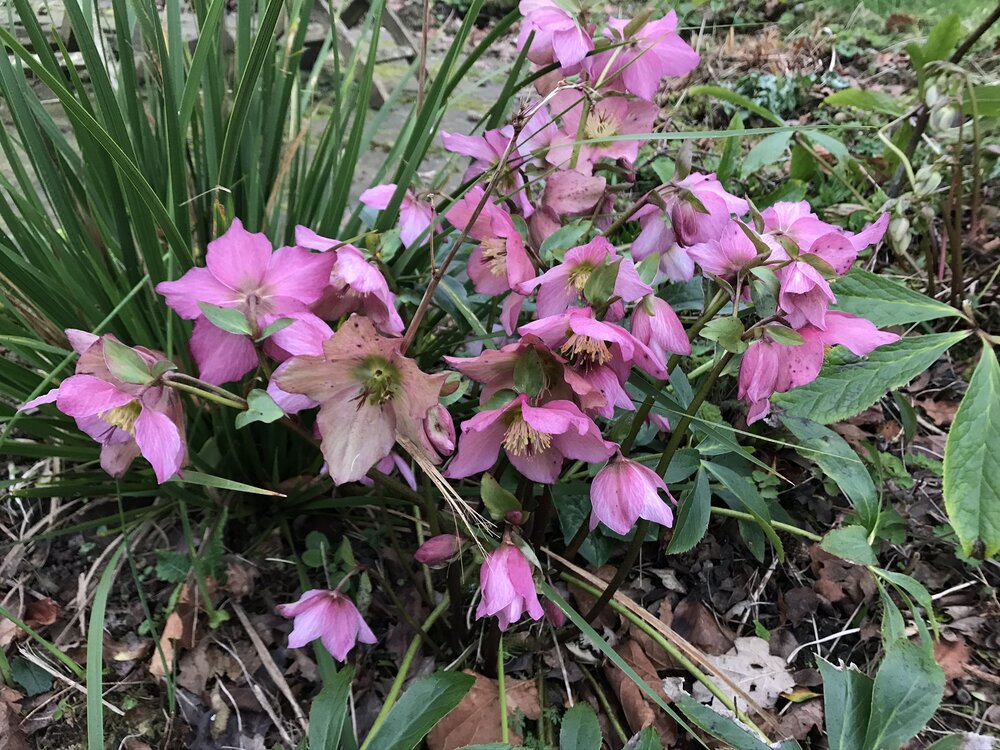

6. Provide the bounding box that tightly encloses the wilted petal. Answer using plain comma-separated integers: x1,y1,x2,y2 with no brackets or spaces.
56,375,134,417
134,406,184,483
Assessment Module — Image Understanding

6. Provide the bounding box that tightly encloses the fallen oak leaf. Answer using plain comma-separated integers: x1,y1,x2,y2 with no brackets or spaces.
426,670,540,749
691,637,795,715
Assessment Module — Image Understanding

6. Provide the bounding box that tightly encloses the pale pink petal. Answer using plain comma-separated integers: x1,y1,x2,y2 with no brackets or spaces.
295,226,338,251
316,396,396,485
156,267,242,320
56,375,133,417
189,316,259,385
20,387,60,411
134,407,183,483
441,131,496,162
265,246,337,304
205,218,273,292
359,184,399,211
815,312,900,356
65,329,100,354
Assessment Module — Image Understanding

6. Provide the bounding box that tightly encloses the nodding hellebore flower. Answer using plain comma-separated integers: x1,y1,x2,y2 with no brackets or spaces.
517,0,593,70
476,541,545,631
20,331,186,484
156,219,335,385
445,393,615,484
414,534,463,566
590,454,675,535
274,315,452,485
359,183,436,250
738,312,900,424
277,589,376,662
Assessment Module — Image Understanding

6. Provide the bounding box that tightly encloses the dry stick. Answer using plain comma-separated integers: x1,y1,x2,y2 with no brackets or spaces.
887,0,1000,198
231,603,309,734
399,123,524,355
583,352,734,623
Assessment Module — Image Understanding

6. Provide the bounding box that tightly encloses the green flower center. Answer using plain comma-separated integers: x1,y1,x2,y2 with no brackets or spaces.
353,355,399,406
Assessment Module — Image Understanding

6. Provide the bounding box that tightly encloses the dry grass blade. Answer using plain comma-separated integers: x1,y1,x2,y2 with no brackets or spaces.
545,548,781,733
19,648,124,716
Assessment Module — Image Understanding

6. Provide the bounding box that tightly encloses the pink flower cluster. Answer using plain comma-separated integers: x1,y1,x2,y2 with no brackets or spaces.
19,1,904,657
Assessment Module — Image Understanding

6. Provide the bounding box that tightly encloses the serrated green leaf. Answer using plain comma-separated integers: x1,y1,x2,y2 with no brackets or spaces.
863,640,945,750
198,302,252,336
366,672,475,750
155,550,190,583
773,332,969,424
821,526,877,566
830,268,961,327
667,469,711,555
103,338,153,385
943,344,1000,558
819,658,873,750
559,703,602,750
782,416,879,530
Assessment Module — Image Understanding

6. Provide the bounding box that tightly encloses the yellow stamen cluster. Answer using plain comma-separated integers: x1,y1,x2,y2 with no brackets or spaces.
480,237,509,277
560,334,613,366
100,401,142,434
502,413,552,457
583,110,619,143
567,261,596,292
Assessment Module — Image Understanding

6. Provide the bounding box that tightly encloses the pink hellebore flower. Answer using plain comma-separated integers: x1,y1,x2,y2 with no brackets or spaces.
445,186,535,294
277,589,376,662
738,312,900,423
476,542,545,631
762,202,889,275
296,227,405,336
545,90,658,174
685,221,762,279
414,534,463,566
666,173,750,247
445,394,616,484
585,13,700,100
590,455,675,535
359,183,435,249
519,307,669,381
629,214,695,282
517,0,593,69
518,236,651,320
274,315,450,485
440,126,533,216
20,332,186,484
631,295,691,362
156,219,335,385
445,335,604,413
777,260,836,329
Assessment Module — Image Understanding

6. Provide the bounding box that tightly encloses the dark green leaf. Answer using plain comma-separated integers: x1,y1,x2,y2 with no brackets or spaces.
560,703,602,750
818,658,873,750
674,693,771,750
667,469,711,555
943,344,1000,558
830,268,961,327
11,656,53,696
703,461,784,561
781,416,879,530
741,131,793,178
773,332,970,424
309,667,355,750
514,347,546,398
366,672,475,750
584,257,622,308
823,89,905,117
155,550,190,583
821,526,878,566
863,640,945,750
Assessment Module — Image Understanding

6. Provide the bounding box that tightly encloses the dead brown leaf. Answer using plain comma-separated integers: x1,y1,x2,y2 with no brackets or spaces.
24,597,60,627
426,670,540,750
0,690,30,750
918,399,960,427
809,546,876,607
934,637,970,694
603,638,677,745
149,583,198,680
781,588,819,627
224,560,258,602
670,597,734,655
777,699,823,741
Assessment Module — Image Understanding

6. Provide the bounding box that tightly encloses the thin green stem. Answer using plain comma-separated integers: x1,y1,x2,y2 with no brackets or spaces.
498,633,509,744
711,507,821,542
162,378,246,410
177,497,225,626
359,594,451,750
655,351,734,476
584,519,648,623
